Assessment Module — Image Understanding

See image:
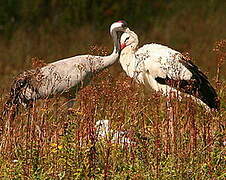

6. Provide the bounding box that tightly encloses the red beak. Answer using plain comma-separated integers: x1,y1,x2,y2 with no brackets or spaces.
120,43,126,50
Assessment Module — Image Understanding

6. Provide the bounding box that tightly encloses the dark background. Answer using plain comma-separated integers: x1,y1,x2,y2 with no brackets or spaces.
0,0,225,88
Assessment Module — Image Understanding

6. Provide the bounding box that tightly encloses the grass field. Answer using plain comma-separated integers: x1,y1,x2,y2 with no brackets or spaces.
0,1,225,178
0,42,225,178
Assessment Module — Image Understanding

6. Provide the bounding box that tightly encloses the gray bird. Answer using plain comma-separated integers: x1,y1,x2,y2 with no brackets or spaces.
3,21,128,118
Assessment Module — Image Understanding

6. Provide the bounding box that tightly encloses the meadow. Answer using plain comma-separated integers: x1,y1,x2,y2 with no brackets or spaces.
0,44,225,179
0,0,225,179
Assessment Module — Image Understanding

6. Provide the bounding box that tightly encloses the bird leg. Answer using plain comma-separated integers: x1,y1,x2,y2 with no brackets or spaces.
62,90,78,111
66,98,76,109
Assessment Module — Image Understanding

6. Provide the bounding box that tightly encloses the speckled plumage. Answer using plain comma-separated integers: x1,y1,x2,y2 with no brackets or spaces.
119,29,220,110
3,21,128,117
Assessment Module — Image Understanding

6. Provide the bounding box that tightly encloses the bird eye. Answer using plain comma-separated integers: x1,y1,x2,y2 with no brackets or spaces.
125,37,130,42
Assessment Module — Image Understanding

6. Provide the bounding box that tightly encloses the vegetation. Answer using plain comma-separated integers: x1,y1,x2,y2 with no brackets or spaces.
0,0,225,179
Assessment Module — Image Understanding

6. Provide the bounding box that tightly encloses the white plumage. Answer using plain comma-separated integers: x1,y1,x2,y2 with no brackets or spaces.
95,120,133,145
119,28,219,110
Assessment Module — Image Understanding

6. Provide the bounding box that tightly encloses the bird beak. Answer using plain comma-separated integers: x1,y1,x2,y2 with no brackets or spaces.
120,43,126,50
124,27,131,33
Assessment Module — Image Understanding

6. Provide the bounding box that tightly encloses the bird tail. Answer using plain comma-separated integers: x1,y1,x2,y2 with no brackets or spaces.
2,71,34,120
179,57,220,111
195,76,220,111
185,61,220,111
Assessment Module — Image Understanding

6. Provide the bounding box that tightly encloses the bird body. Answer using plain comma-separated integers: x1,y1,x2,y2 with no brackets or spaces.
121,43,192,94
27,53,118,99
119,29,220,110
3,21,128,116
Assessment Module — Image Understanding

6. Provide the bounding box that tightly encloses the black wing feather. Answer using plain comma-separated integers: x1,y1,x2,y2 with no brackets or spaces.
155,57,220,110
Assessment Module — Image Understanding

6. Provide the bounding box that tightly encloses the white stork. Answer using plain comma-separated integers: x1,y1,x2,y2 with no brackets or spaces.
3,21,128,116
119,28,220,110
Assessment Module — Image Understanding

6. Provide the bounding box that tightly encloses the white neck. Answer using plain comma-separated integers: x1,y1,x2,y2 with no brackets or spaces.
119,28,140,77
119,44,138,78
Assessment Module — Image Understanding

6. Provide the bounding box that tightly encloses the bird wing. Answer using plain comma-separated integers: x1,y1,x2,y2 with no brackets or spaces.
136,43,192,80
37,55,94,96
177,57,220,110
136,43,220,110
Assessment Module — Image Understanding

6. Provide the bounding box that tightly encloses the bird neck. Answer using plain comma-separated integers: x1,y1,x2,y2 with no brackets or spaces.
91,30,121,72
119,46,138,78
112,30,121,54
97,52,119,70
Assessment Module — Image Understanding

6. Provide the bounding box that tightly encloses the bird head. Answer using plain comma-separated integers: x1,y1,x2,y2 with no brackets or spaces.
110,20,128,34
120,28,139,50
109,20,129,52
